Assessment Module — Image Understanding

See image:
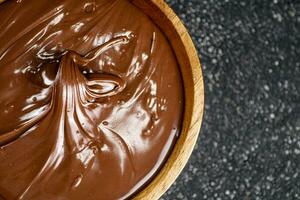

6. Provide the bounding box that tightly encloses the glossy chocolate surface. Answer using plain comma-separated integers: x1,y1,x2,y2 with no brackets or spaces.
0,0,183,199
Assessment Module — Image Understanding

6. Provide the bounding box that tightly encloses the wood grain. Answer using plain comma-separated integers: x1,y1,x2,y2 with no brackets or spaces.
0,0,204,199
131,0,204,199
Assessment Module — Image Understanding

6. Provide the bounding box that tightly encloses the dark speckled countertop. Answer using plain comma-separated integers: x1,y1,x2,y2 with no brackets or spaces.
161,0,300,199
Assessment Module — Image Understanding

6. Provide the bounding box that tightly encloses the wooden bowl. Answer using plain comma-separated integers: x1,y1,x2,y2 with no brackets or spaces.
131,0,204,199
0,0,204,199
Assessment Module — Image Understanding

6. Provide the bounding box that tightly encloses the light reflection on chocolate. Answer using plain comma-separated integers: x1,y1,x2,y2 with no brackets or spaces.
0,0,183,199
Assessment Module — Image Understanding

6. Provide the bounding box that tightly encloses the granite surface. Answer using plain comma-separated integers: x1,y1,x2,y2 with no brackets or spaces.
161,0,300,199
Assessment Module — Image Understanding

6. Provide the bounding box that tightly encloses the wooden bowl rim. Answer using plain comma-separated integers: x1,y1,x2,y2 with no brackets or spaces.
132,0,205,199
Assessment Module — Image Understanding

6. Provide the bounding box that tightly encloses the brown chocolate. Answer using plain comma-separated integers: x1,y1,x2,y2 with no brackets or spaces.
0,0,183,199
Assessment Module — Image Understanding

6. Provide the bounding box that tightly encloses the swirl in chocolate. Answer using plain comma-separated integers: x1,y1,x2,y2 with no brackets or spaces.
0,0,183,199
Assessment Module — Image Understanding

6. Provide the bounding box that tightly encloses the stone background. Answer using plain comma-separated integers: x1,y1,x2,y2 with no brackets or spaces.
161,0,300,199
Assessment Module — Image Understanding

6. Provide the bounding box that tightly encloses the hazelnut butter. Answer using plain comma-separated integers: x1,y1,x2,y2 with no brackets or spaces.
0,0,184,199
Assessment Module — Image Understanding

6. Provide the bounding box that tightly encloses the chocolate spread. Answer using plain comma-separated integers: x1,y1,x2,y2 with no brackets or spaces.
0,0,184,199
